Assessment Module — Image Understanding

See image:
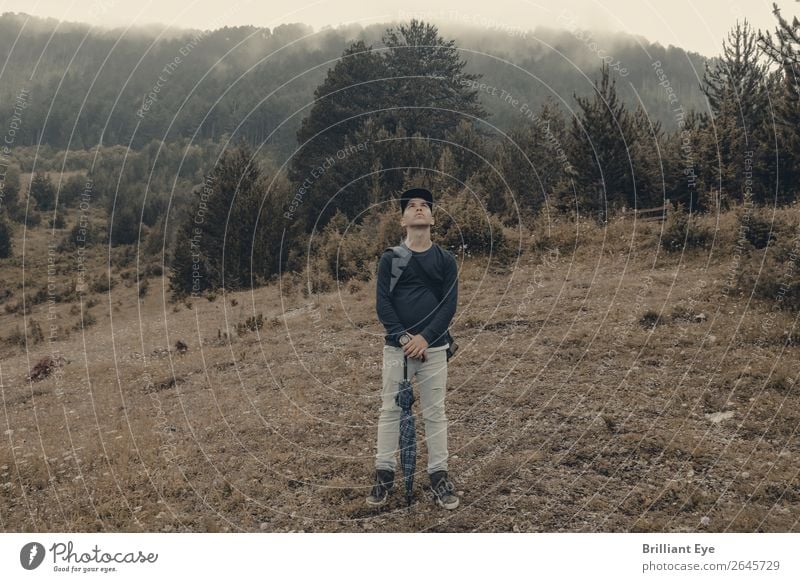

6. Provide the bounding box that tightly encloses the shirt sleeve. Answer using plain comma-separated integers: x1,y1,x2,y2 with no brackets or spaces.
419,251,458,345
376,251,406,341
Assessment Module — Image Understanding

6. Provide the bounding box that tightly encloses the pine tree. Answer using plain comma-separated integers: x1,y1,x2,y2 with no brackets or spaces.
288,41,385,231
381,20,486,139
443,119,486,184
759,3,800,201
288,21,488,233
203,143,263,289
29,171,56,211
701,20,770,204
170,143,267,295
489,98,571,220
0,216,12,258
627,107,670,210
569,64,635,219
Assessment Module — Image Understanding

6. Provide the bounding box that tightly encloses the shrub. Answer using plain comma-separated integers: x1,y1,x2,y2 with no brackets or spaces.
0,217,12,258
5,319,43,347
236,313,264,336
5,325,25,347
9,205,41,226
73,309,96,330
738,222,800,311
46,210,66,229
738,204,781,250
435,192,510,259
90,276,116,294
639,310,662,328
307,210,376,291
660,203,711,252
59,220,99,251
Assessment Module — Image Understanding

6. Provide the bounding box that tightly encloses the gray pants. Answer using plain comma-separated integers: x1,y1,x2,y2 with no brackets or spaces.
375,345,449,475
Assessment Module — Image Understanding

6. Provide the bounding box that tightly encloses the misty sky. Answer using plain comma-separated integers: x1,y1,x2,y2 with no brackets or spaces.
1,0,797,56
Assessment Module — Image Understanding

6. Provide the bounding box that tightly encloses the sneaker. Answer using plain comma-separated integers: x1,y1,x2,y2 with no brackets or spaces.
366,469,395,507
430,471,459,510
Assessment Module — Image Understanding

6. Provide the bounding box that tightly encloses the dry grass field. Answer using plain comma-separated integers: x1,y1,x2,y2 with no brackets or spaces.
2,206,799,532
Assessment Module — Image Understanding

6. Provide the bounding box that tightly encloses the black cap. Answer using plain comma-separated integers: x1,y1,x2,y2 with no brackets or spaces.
399,187,433,213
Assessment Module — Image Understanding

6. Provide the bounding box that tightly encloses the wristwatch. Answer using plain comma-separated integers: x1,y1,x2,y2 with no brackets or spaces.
399,333,411,346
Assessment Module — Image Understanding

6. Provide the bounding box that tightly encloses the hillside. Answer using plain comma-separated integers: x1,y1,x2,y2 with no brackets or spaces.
2,206,799,532
0,13,708,158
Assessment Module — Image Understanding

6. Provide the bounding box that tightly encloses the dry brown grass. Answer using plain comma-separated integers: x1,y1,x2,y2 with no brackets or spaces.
1,206,799,532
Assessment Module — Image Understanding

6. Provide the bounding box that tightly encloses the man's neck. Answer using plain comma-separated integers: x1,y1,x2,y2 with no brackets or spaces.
404,228,432,252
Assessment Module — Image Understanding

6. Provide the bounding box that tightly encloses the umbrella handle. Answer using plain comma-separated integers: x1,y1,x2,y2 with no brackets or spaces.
403,354,408,381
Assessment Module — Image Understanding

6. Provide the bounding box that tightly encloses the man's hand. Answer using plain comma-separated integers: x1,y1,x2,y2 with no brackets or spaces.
403,333,429,360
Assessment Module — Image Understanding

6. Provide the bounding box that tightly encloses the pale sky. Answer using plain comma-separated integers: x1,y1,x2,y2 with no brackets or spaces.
1,0,797,57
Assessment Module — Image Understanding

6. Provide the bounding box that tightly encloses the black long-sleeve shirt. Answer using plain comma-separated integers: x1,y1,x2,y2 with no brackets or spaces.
376,243,458,348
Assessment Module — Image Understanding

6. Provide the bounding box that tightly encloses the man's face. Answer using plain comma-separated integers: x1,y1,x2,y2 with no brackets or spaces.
401,198,434,228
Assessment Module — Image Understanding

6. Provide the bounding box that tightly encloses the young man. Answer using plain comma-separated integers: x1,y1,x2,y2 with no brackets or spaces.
367,187,460,510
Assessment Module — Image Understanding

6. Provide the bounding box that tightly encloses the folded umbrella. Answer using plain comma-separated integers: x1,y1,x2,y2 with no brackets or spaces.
395,354,416,507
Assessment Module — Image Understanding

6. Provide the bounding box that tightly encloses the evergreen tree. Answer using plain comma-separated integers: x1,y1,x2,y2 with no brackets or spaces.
288,20,488,233
700,20,771,204
288,41,385,231
759,3,800,201
702,20,767,123
627,107,671,210
169,142,281,295
381,20,486,139
0,216,12,258
569,64,635,218
202,143,264,290
109,205,139,247
29,171,56,211
488,98,571,220
443,119,487,185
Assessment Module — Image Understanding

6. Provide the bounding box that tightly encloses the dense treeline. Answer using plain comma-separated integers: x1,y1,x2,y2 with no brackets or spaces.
0,12,708,157
165,9,800,298
0,9,798,305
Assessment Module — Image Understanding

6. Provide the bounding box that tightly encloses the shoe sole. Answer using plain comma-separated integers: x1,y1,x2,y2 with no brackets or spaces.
435,497,460,510
366,497,387,507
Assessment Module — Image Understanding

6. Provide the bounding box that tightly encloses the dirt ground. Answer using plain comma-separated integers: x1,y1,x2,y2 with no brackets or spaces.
1,213,799,532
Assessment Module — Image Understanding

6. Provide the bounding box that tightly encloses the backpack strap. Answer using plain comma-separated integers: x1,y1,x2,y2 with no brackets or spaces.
387,242,446,301
387,242,412,294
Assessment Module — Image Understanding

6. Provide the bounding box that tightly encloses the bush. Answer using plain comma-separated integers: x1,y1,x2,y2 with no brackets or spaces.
110,206,139,246
7,319,45,347
59,220,99,251
435,192,511,259
236,313,264,335
739,205,780,250
307,210,377,292
46,210,66,229
29,172,56,211
73,309,96,330
738,221,800,311
90,276,116,294
59,174,88,207
5,325,25,347
9,204,41,226
0,217,12,258
660,203,711,252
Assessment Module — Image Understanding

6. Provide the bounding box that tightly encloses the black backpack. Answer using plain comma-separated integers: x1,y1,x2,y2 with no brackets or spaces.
386,243,459,361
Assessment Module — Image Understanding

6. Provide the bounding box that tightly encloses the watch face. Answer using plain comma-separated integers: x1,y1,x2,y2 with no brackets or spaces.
399,334,409,345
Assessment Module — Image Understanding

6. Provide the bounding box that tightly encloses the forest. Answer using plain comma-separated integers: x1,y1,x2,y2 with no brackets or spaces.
0,6,797,303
